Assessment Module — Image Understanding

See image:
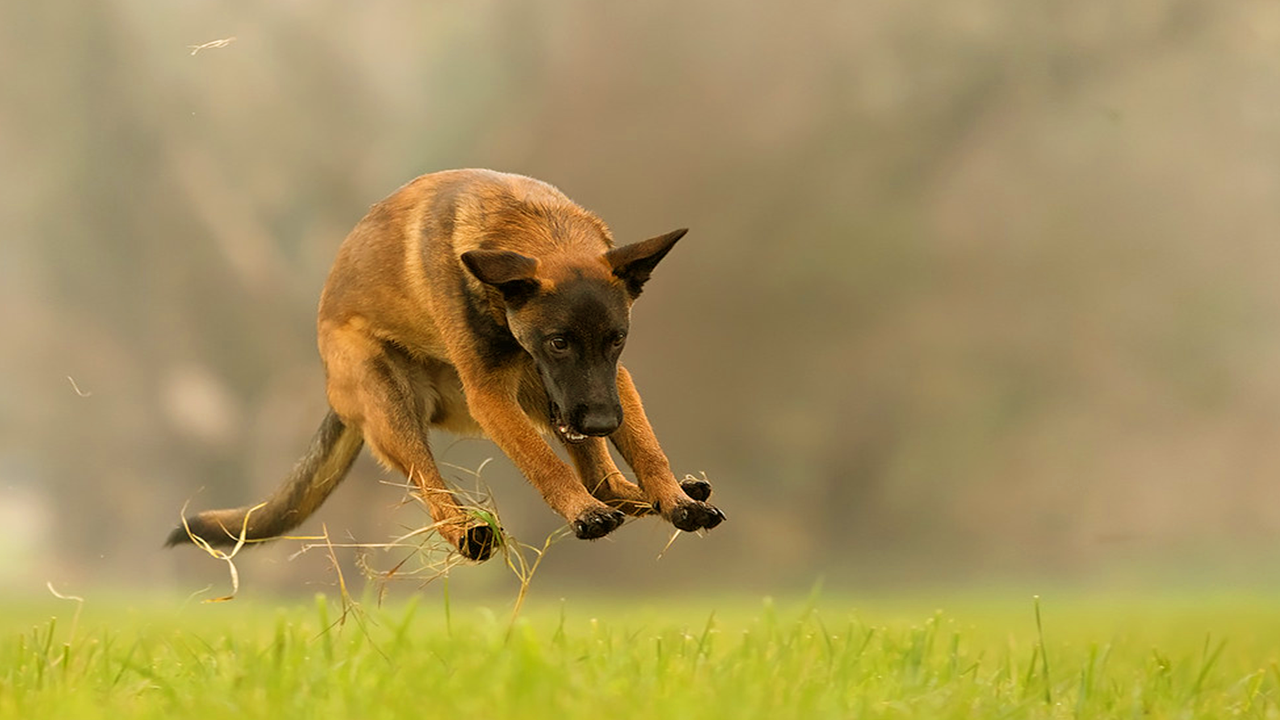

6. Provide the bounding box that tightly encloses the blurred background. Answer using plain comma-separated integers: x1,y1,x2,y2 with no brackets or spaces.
3,0,1280,597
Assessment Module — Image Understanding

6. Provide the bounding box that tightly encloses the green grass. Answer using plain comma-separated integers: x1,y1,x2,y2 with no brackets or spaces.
4,591,1280,719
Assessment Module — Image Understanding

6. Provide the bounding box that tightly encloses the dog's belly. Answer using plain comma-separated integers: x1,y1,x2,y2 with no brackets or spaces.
412,355,556,441
415,360,485,436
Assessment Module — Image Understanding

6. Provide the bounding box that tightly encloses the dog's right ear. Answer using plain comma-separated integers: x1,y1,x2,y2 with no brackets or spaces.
605,228,687,299
461,249,540,307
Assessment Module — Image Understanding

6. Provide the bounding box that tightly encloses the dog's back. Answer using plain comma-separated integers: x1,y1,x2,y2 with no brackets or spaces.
318,169,613,365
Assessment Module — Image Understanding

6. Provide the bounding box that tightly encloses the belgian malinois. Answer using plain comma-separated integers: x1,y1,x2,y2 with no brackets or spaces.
166,169,724,561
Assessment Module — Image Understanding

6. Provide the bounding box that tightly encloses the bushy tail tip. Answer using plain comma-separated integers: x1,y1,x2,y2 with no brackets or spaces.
164,524,192,548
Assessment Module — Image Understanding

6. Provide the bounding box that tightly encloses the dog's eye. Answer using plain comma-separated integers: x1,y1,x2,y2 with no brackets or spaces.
611,333,627,348
548,336,569,353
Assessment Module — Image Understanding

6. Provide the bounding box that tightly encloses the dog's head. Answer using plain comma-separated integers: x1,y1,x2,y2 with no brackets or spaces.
461,228,685,444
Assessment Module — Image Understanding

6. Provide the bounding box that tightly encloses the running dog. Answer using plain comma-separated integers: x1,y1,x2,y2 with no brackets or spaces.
166,169,724,561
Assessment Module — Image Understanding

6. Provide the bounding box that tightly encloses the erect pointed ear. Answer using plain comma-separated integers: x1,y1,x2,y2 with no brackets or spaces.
604,228,687,299
461,249,540,306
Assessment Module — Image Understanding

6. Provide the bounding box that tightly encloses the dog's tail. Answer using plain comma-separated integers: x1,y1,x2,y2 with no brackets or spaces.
165,409,364,548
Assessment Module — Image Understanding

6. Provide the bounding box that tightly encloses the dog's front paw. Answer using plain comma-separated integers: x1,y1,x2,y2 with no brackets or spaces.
661,500,725,533
572,506,626,540
679,476,712,502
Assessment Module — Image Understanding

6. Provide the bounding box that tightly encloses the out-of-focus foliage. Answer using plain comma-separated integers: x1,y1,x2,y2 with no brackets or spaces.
3,0,1280,591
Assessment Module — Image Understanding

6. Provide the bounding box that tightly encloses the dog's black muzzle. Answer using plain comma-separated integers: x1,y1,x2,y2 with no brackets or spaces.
550,401,622,444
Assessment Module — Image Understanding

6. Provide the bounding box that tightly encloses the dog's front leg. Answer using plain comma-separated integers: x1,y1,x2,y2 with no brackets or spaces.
465,380,626,539
611,366,725,533
559,437,654,516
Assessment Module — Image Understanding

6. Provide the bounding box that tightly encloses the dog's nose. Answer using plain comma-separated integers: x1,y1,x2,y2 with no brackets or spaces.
576,406,622,436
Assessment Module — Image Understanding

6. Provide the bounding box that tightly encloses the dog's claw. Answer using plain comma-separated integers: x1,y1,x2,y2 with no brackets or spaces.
573,507,626,540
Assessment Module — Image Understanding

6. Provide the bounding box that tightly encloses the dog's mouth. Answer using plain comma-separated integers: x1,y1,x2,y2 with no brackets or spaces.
549,402,590,445
558,424,589,444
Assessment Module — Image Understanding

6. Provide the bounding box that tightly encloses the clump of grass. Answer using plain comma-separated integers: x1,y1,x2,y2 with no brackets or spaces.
279,458,578,629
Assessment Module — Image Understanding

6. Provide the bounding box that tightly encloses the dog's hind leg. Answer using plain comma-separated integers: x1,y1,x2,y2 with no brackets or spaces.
320,327,498,561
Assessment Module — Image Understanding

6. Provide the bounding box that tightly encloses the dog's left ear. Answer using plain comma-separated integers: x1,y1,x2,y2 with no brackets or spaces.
605,228,687,299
